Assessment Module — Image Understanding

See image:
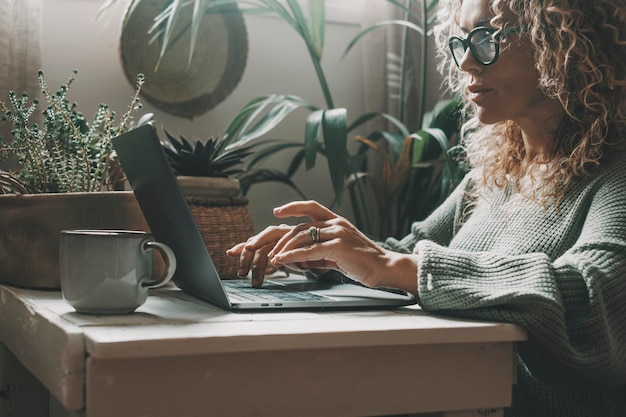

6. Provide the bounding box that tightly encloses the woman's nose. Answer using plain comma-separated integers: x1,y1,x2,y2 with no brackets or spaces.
458,48,482,73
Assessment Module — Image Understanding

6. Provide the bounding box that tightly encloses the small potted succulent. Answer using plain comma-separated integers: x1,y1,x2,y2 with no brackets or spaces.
0,70,150,288
160,130,256,278
161,129,253,197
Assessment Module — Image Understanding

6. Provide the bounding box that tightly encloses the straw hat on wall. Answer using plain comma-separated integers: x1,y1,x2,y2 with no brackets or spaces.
119,0,248,119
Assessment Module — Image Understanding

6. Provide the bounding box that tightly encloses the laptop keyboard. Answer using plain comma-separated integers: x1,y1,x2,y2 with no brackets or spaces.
222,280,332,303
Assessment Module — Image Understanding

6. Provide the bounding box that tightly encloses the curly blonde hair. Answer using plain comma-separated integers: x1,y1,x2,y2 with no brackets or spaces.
435,0,626,204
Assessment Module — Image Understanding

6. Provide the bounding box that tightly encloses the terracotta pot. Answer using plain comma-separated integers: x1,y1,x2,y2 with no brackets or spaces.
0,192,150,289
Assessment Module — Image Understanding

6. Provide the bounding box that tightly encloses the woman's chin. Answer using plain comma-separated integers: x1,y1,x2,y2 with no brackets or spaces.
476,107,503,125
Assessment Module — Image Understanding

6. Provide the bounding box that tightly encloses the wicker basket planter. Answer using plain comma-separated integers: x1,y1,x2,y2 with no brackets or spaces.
178,177,254,279
186,195,254,279
0,191,150,289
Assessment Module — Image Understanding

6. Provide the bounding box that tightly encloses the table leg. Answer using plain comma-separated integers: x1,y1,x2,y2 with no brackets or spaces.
0,343,49,416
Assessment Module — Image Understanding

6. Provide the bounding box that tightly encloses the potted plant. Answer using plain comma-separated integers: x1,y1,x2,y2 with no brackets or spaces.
0,70,150,289
162,129,252,196
159,129,261,278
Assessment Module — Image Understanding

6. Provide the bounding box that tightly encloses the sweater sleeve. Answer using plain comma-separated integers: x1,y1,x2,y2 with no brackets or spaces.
416,164,626,390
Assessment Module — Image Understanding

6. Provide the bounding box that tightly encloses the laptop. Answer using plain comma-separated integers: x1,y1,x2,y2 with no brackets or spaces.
112,124,416,311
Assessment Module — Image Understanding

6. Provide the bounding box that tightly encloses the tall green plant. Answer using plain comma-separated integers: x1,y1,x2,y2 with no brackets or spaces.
340,0,466,237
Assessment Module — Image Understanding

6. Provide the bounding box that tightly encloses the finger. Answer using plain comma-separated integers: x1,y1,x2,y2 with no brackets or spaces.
243,224,293,253
226,241,246,257
236,243,257,278
234,225,293,276
271,242,333,267
269,223,317,259
273,200,336,222
273,247,349,279
250,244,273,288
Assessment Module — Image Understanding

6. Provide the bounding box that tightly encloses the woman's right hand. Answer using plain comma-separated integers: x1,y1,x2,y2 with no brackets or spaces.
226,201,333,287
227,223,296,287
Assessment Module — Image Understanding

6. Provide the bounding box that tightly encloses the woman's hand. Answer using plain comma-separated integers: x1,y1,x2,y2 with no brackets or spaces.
228,200,419,295
226,223,292,287
266,201,391,288
226,200,336,287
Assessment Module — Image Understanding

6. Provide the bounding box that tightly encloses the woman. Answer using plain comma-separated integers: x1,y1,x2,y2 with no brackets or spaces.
228,0,626,415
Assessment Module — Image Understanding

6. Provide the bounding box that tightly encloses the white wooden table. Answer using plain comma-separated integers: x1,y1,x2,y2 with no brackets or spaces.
0,283,526,417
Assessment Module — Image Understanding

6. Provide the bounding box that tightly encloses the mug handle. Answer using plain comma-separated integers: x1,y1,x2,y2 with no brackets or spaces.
140,240,177,289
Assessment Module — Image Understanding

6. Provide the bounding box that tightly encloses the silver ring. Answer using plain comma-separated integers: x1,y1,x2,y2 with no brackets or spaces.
308,226,320,244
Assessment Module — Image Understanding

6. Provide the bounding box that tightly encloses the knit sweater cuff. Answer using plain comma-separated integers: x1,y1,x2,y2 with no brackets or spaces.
414,240,562,311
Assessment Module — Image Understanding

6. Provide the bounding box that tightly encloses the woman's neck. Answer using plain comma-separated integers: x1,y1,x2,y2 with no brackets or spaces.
519,107,563,163
500,91,564,163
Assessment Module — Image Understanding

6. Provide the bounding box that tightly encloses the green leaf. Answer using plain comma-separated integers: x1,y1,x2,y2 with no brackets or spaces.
222,95,277,143
237,96,317,146
163,129,185,153
246,140,302,168
408,133,427,165
238,168,307,199
347,111,410,138
286,148,307,177
305,110,324,169
285,0,308,34
153,0,184,71
223,95,316,148
412,127,457,178
380,131,407,159
102,0,145,28
97,0,121,17
258,0,297,28
426,0,441,14
187,0,204,66
421,127,450,154
343,20,424,59
307,0,325,59
422,97,462,138
321,108,348,206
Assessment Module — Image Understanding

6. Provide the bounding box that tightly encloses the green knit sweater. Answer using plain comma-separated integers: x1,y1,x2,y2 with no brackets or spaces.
382,153,626,417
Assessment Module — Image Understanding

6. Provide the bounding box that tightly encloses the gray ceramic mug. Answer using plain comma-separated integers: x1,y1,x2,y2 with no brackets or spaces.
59,230,176,314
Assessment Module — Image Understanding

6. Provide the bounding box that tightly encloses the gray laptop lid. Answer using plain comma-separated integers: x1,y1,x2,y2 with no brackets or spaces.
113,124,231,309
112,124,416,310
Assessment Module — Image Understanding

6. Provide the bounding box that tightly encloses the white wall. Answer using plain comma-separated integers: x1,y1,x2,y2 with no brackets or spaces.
41,0,367,231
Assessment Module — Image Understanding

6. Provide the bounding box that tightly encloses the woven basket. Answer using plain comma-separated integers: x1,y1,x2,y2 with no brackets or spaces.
0,192,151,289
186,195,254,279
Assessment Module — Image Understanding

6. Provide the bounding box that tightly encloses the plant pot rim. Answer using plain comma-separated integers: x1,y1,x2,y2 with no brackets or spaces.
0,190,135,200
176,176,240,197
